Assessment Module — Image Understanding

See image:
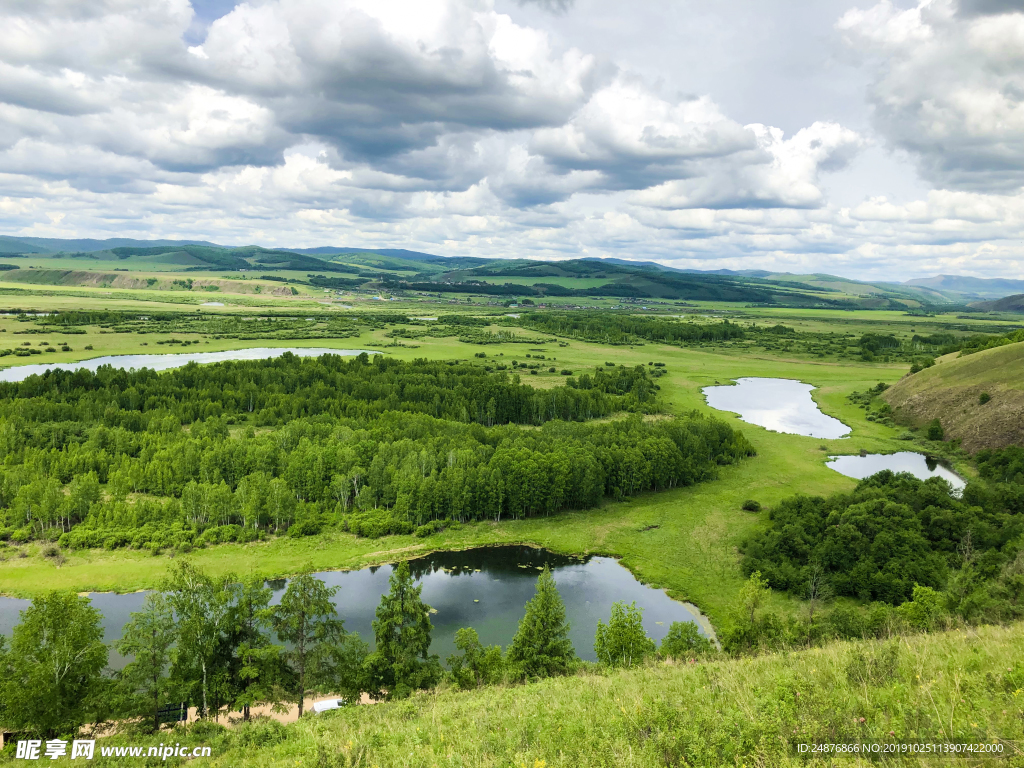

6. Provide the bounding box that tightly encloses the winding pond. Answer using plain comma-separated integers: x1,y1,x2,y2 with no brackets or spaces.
828,452,966,495
0,546,714,668
703,377,850,439
0,347,378,383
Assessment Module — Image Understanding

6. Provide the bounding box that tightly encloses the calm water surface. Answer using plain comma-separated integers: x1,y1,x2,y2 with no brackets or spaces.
828,452,966,494
0,547,714,668
703,377,850,439
0,347,378,383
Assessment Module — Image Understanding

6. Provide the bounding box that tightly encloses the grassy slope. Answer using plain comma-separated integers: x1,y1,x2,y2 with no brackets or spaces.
884,342,1024,451
972,295,1024,313
60,622,1024,768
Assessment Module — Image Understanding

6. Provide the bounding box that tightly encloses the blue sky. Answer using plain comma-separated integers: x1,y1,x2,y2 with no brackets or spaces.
0,0,1021,279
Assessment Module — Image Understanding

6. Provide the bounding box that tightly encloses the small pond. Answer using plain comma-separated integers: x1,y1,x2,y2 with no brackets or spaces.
828,452,966,495
0,546,714,668
0,347,378,383
703,377,850,439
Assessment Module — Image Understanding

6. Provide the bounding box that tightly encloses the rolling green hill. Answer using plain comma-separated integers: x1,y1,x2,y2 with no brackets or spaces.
4,236,1024,309
883,341,1024,451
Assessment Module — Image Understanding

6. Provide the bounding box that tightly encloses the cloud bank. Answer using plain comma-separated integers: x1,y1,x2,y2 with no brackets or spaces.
0,0,1020,279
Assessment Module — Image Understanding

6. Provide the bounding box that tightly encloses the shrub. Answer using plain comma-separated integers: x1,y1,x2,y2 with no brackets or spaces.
348,514,415,538
560,369,573,375
896,584,945,630
231,716,289,748
287,519,323,538
595,601,656,668
659,621,715,659
979,392,991,405
741,499,761,512
926,418,944,441
41,544,61,558
447,628,505,689
414,519,458,538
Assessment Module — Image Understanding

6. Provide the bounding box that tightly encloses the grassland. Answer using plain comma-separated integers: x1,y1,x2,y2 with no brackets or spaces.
0,311,930,632
0,248,1019,635
26,621,1024,767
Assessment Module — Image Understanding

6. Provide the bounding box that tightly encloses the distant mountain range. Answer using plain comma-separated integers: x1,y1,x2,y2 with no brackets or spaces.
0,235,1021,305
900,275,1024,300
0,236,219,254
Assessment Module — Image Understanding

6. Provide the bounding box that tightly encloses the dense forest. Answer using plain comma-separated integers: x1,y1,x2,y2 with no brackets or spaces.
0,354,753,549
739,466,1024,617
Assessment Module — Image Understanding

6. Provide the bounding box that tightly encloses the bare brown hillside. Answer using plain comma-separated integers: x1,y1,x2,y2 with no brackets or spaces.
883,342,1024,452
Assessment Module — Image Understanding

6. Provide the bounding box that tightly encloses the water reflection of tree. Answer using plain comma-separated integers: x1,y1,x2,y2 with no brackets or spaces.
404,546,589,580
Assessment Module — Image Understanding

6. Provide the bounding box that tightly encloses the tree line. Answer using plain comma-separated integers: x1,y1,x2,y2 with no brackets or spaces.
0,355,753,549
0,562,712,739
514,312,748,346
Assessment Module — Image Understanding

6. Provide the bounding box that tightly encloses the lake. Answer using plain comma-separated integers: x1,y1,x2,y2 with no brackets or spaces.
703,377,850,439
0,546,714,667
827,452,966,495
0,347,379,383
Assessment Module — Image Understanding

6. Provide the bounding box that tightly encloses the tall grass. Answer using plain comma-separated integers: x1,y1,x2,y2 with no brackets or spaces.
46,622,1024,768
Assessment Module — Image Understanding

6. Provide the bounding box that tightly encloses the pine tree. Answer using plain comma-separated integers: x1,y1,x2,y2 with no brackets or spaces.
227,576,286,722
272,572,351,718
594,601,655,668
364,561,441,699
116,593,177,733
507,566,576,680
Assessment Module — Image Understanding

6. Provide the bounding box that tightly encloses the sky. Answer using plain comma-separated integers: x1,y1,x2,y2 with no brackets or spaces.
0,0,1022,280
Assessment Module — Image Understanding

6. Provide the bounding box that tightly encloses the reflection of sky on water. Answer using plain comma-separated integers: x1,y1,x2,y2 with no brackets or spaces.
0,347,378,382
0,547,713,668
828,452,965,495
703,377,850,439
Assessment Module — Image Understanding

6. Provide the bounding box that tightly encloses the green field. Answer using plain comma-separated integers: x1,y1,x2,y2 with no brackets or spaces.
1,245,1023,766
0,249,1018,631
0,305,933,632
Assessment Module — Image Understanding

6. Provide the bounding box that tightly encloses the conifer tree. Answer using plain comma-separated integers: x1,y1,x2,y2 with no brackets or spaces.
594,601,655,668
227,576,286,722
507,566,576,679
364,561,441,699
116,593,177,732
272,572,350,717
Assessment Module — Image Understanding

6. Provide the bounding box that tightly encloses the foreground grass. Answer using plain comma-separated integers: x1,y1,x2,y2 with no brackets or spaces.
12,622,1021,767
